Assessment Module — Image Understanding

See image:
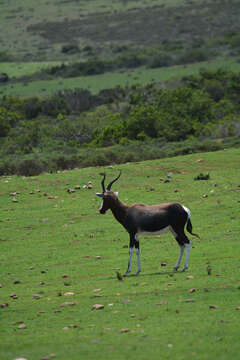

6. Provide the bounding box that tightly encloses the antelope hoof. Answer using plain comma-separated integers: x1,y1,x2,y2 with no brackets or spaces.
182,267,188,273
135,270,141,276
173,266,179,272
123,271,131,277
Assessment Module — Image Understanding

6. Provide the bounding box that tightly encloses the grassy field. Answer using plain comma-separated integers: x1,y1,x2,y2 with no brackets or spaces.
0,148,240,360
2,57,240,97
0,0,200,62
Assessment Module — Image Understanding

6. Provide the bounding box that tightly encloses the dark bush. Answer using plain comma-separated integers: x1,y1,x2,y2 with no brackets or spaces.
61,44,80,54
148,53,173,68
24,97,42,119
17,159,44,176
176,48,209,65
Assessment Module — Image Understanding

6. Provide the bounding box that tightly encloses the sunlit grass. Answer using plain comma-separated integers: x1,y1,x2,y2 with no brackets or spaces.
1,57,240,97
0,148,240,359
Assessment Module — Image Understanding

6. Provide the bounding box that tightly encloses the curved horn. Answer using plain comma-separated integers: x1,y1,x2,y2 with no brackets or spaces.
100,172,106,192
106,170,122,191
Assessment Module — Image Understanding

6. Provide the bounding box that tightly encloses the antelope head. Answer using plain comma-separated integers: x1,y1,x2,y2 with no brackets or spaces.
96,171,121,214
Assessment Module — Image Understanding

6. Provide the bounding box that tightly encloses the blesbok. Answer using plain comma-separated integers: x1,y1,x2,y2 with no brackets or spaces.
96,171,199,276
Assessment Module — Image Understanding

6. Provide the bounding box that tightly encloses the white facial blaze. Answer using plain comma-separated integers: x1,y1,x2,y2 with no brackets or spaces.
99,201,104,211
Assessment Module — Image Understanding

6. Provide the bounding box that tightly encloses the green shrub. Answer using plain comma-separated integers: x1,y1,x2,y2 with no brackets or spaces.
148,53,173,68
176,48,209,65
17,159,44,176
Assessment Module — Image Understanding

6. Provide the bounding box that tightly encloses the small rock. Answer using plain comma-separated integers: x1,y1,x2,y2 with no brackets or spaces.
10,293,18,299
186,275,194,279
1,303,8,308
209,305,217,309
156,301,168,305
13,280,21,284
18,324,27,329
161,262,167,267
32,294,41,299
64,292,74,296
92,304,104,310
188,288,196,293
119,328,130,333
67,188,76,193
61,302,77,307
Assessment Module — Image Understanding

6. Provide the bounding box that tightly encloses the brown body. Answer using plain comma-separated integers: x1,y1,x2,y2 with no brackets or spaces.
96,172,199,275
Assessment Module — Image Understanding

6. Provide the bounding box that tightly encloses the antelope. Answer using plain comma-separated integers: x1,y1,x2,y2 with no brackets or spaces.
96,171,199,276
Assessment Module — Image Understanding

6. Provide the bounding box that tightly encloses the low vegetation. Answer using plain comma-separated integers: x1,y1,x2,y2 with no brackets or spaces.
1,69,240,175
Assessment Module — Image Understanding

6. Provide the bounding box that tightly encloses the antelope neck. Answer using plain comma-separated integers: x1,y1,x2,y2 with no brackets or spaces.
110,198,128,225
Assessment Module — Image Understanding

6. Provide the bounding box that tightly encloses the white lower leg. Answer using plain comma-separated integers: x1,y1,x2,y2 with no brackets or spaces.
183,242,191,271
124,247,133,276
174,245,185,270
135,248,141,274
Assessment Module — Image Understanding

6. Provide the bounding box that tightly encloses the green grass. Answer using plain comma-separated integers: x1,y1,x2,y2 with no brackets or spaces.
0,0,199,61
1,148,240,359
1,57,240,97
0,62,62,78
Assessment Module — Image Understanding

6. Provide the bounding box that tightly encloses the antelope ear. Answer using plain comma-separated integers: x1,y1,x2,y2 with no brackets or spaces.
96,193,103,198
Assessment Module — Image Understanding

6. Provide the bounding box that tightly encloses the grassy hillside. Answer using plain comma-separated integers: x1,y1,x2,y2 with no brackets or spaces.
1,0,240,98
0,0,201,61
1,57,240,98
0,148,240,360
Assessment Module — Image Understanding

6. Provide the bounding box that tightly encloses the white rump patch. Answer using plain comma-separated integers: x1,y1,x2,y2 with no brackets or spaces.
182,205,191,219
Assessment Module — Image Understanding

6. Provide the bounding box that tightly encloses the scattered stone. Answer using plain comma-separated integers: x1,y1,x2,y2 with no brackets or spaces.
67,188,76,194
18,323,27,329
10,192,17,196
64,292,74,296
1,303,8,308
156,301,168,306
209,305,217,309
122,299,131,304
236,307,240,310
92,304,104,310
186,299,195,303
161,262,167,267
186,275,194,279
119,328,130,333
188,288,196,293
10,293,18,299
13,280,21,284
61,302,77,307
62,274,69,278
32,294,41,299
